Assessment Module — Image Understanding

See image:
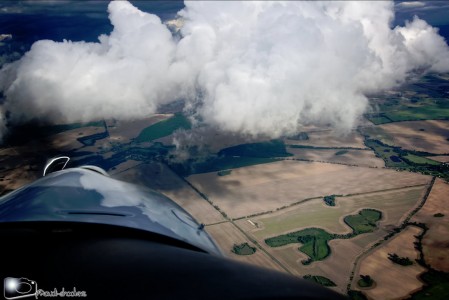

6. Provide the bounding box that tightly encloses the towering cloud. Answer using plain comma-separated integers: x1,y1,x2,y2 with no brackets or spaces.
0,1,449,140
0,1,189,126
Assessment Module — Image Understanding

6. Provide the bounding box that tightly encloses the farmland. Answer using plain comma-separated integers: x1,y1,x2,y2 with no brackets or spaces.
1,71,449,299
135,113,191,142
167,140,290,176
283,129,367,149
353,226,426,299
107,115,171,143
187,160,430,219
365,73,449,124
169,155,280,176
363,138,449,180
286,148,384,168
50,125,106,151
264,209,382,264
412,179,449,272
228,182,429,291
362,120,449,154
0,109,443,299
265,227,335,263
218,140,292,158
183,155,430,293
428,155,449,163
383,105,449,123
205,222,286,272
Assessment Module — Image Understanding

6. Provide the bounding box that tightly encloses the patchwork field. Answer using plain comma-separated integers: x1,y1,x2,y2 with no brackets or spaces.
412,178,449,272
363,120,449,154
302,231,389,292
353,226,426,299
187,160,431,219
286,148,384,168
241,185,428,240
230,185,428,292
366,74,449,125
229,185,427,292
0,66,447,300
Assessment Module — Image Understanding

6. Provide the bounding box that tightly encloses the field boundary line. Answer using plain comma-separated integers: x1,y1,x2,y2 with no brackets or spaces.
286,145,371,151
281,157,380,168
345,176,436,293
234,183,429,221
341,183,429,198
205,220,229,226
109,162,146,176
229,220,292,274
169,166,293,274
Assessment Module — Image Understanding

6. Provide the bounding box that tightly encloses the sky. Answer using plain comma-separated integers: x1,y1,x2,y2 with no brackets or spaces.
0,0,449,141
395,1,449,26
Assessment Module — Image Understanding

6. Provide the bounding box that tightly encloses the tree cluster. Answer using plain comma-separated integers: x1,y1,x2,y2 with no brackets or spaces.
388,253,413,266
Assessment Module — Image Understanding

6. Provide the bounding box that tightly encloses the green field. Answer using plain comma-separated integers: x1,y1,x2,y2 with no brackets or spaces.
303,275,336,287
135,113,191,142
366,74,449,124
264,209,382,264
403,154,440,166
365,114,392,125
364,138,449,180
384,105,449,123
344,209,382,235
169,139,291,176
218,140,293,158
364,139,409,168
288,145,362,150
265,227,333,264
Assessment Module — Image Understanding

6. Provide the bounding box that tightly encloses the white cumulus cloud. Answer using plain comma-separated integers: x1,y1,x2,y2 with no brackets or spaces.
0,0,449,141
0,1,193,132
